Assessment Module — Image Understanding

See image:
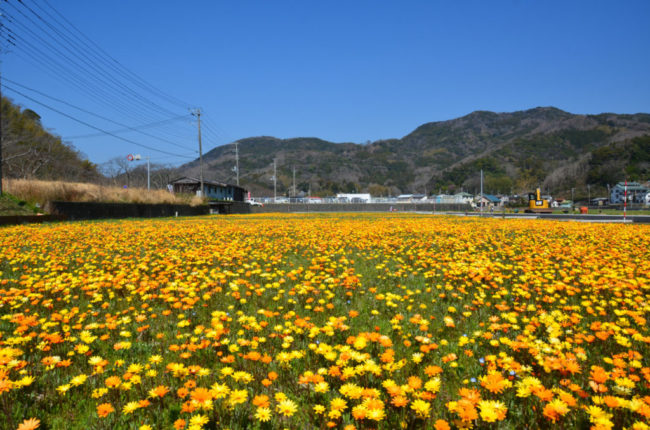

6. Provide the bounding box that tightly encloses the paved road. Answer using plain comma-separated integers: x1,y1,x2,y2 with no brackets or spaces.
460,212,650,223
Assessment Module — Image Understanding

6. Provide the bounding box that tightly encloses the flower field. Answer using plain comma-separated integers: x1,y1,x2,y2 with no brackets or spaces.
1,213,649,430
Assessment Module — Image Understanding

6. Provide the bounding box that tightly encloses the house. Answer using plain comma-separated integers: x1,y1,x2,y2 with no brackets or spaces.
453,192,474,204
397,194,427,202
336,193,371,203
169,177,247,202
591,197,609,206
475,193,502,208
610,182,648,204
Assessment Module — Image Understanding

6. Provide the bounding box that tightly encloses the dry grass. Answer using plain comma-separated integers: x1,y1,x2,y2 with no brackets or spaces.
3,178,204,207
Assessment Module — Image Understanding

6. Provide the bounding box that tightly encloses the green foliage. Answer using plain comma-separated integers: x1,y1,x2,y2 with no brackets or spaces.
587,135,650,186
182,107,649,195
0,193,42,215
1,97,100,181
440,157,504,186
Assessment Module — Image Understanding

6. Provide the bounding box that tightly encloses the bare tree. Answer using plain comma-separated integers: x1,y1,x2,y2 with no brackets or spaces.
102,157,133,187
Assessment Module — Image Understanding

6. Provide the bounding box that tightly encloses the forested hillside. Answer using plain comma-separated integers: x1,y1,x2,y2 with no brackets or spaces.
1,97,99,182
3,98,649,198
176,107,650,197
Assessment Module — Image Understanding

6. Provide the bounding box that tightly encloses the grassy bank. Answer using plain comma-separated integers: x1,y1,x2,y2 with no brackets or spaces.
0,192,43,215
3,178,203,209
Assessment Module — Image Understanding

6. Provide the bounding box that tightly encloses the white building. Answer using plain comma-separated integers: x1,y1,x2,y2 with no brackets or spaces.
336,193,371,203
453,192,475,204
610,182,649,204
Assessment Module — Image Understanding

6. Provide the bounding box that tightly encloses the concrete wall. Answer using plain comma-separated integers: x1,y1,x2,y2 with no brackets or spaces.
251,203,471,213
48,201,209,220
0,214,67,226
209,201,251,215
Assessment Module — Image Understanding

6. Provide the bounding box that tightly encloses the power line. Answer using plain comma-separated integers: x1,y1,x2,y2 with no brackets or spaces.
2,23,171,126
5,36,196,143
63,116,189,140
36,0,191,109
12,0,182,118
3,77,196,152
2,6,181,123
2,83,195,159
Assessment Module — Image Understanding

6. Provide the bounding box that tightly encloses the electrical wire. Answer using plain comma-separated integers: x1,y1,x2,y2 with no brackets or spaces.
1,1,239,165
3,77,196,152
1,9,181,126
63,116,189,140
14,0,183,118
37,0,191,109
2,84,196,159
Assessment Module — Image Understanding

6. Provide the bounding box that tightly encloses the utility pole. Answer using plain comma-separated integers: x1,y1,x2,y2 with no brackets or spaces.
191,109,204,197
292,165,296,198
235,142,239,186
146,156,150,191
269,160,278,203
587,184,591,207
479,169,483,216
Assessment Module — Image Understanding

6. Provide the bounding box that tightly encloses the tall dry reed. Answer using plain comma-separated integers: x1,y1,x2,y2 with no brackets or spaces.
3,178,204,206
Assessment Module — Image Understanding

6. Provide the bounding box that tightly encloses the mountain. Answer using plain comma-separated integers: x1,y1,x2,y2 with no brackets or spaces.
175,107,650,197
1,97,100,181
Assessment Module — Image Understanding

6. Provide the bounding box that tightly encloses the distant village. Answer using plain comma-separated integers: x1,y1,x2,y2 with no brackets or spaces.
170,177,650,209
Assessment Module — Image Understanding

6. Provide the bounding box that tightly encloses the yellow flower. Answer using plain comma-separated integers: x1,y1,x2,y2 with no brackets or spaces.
122,401,140,414
228,389,248,407
411,399,431,418
149,355,163,364
189,414,209,427
70,374,87,386
314,404,326,414
314,381,330,393
424,378,441,393
330,397,348,412
478,400,507,422
255,407,272,422
277,399,298,417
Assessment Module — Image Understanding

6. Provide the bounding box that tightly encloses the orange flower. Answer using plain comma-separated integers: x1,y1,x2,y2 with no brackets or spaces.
407,376,422,390
177,387,189,398
480,372,511,394
455,399,478,422
542,400,569,422
149,385,170,398
458,388,481,405
17,418,40,430
173,418,186,429
181,401,197,413
424,365,443,377
391,395,409,407
252,395,270,408
104,376,121,388
96,403,115,418
590,366,609,384
190,387,212,403
434,419,451,430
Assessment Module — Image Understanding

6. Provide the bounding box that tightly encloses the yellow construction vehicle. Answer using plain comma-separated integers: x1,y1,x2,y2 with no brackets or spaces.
525,188,552,213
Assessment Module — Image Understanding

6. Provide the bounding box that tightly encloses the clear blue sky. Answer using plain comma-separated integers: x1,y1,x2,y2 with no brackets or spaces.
3,0,650,166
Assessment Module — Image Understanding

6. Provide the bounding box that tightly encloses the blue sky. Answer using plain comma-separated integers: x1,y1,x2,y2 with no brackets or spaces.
3,0,649,166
